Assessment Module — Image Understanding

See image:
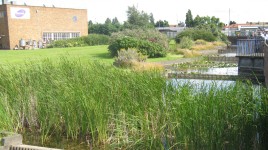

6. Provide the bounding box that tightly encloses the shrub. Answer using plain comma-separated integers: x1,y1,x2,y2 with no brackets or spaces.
110,29,168,49
179,37,194,49
169,40,177,51
48,34,110,48
175,28,216,43
114,49,147,68
109,29,169,58
82,34,110,45
108,36,166,58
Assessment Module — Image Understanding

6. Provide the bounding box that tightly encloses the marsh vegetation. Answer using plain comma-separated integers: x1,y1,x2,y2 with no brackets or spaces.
0,59,267,149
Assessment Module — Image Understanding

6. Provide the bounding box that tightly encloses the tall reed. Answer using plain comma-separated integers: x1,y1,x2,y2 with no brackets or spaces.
0,58,267,149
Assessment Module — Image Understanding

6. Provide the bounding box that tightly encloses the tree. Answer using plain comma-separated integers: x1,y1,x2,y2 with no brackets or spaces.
185,9,194,27
125,5,154,29
88,18,123,35
112,17,119,24
155,20,169,27
229,21,236,25
105,18,112,24
178,21,185,27
88,20,93,26
183,10,227,42
149,13,155,25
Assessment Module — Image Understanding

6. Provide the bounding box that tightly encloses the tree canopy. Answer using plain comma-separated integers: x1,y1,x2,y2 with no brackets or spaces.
185,9,194,27
155,20,169,27
88,17,122,35
124,5,154,29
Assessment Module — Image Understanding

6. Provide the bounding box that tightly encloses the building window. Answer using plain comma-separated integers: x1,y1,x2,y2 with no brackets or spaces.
42,32,80,42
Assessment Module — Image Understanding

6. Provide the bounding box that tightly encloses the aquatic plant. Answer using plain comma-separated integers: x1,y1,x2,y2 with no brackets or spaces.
0,59,267,149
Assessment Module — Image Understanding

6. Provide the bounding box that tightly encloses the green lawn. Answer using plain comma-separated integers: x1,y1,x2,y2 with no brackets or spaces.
0,45,182,65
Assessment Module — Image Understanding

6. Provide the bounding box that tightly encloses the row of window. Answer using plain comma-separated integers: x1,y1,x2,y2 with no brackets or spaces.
43,32,80,42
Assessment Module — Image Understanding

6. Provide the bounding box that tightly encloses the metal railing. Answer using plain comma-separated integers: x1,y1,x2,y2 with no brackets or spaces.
236,39,264,57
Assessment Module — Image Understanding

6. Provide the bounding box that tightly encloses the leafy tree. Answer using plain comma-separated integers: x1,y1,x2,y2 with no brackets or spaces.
88,18,123,35
178,21,185,27
185,9,194,27
112,17,120,24
185,11,227,42
155,20,169,27
88,20,93,26
124,5,154,29
105,18,112,24
229,21,236,25
149,13,155,25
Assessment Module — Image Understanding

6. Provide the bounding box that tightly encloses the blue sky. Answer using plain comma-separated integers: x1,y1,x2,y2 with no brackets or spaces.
3,0,268,25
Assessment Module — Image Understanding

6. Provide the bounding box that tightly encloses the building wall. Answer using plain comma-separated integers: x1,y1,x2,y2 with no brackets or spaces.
0,5,10,49
1,4,88,49
264,44,268,87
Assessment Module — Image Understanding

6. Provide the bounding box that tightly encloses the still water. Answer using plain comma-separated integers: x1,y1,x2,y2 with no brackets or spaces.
185,67,238,75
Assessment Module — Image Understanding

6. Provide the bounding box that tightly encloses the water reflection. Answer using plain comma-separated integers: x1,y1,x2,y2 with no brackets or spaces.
219,53,236,57
170,78,236,91
187,67,238,75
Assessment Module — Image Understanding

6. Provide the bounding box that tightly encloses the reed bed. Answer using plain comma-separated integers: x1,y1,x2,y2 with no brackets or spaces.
0,58,267,149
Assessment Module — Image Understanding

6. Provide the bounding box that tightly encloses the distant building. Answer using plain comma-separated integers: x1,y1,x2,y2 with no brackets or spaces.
156,25,185,38
0,1,88,49
223,22,268,36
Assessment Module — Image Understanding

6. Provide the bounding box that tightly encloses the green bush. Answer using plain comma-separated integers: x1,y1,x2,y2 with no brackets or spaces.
114,49,147,68
179,37,194,49
48,34,110,48
82,34,110,45
108,36,166,58
175,28,216,43
110,28,169,53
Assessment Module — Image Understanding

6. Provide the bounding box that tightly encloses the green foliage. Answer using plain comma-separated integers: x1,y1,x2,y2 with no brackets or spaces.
110,28,169,50
124,5,154,29
185,9,194,27
109,28,168,58
114,49,147,68
88,18,122,35
229,20,236,25
0,59,267,149
179,36,194,49
175,28,216,43
184,10,227,42
48,34,110,48
82,34,110,45
155,20,169,27
108,36,166,58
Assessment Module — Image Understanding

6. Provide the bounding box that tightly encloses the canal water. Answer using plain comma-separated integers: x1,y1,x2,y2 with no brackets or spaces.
184,67,238,75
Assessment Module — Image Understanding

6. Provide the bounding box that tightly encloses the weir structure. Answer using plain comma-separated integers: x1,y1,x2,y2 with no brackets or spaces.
236,38,268,85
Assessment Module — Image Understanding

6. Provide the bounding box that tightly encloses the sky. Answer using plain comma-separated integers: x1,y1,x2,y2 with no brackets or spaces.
2,0,268,25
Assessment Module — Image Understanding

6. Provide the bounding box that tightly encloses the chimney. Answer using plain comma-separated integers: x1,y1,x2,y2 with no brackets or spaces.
2,0,4,5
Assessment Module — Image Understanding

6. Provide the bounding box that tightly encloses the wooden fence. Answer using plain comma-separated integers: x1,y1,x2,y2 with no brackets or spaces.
237,39,264,57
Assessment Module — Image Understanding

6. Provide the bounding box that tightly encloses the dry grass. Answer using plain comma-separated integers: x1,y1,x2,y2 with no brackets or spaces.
191,40,226,51
174,49,201,58
131,61,165,72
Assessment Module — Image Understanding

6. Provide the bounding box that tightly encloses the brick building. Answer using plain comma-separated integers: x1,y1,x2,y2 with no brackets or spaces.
0,2,88,49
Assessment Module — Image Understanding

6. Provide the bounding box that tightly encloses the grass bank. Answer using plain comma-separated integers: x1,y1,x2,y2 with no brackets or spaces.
0,45,182,66
0,59,267,149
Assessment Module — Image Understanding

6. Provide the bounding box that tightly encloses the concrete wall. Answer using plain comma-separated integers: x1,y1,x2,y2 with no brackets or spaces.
264,44,268,87
0,4,88,49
